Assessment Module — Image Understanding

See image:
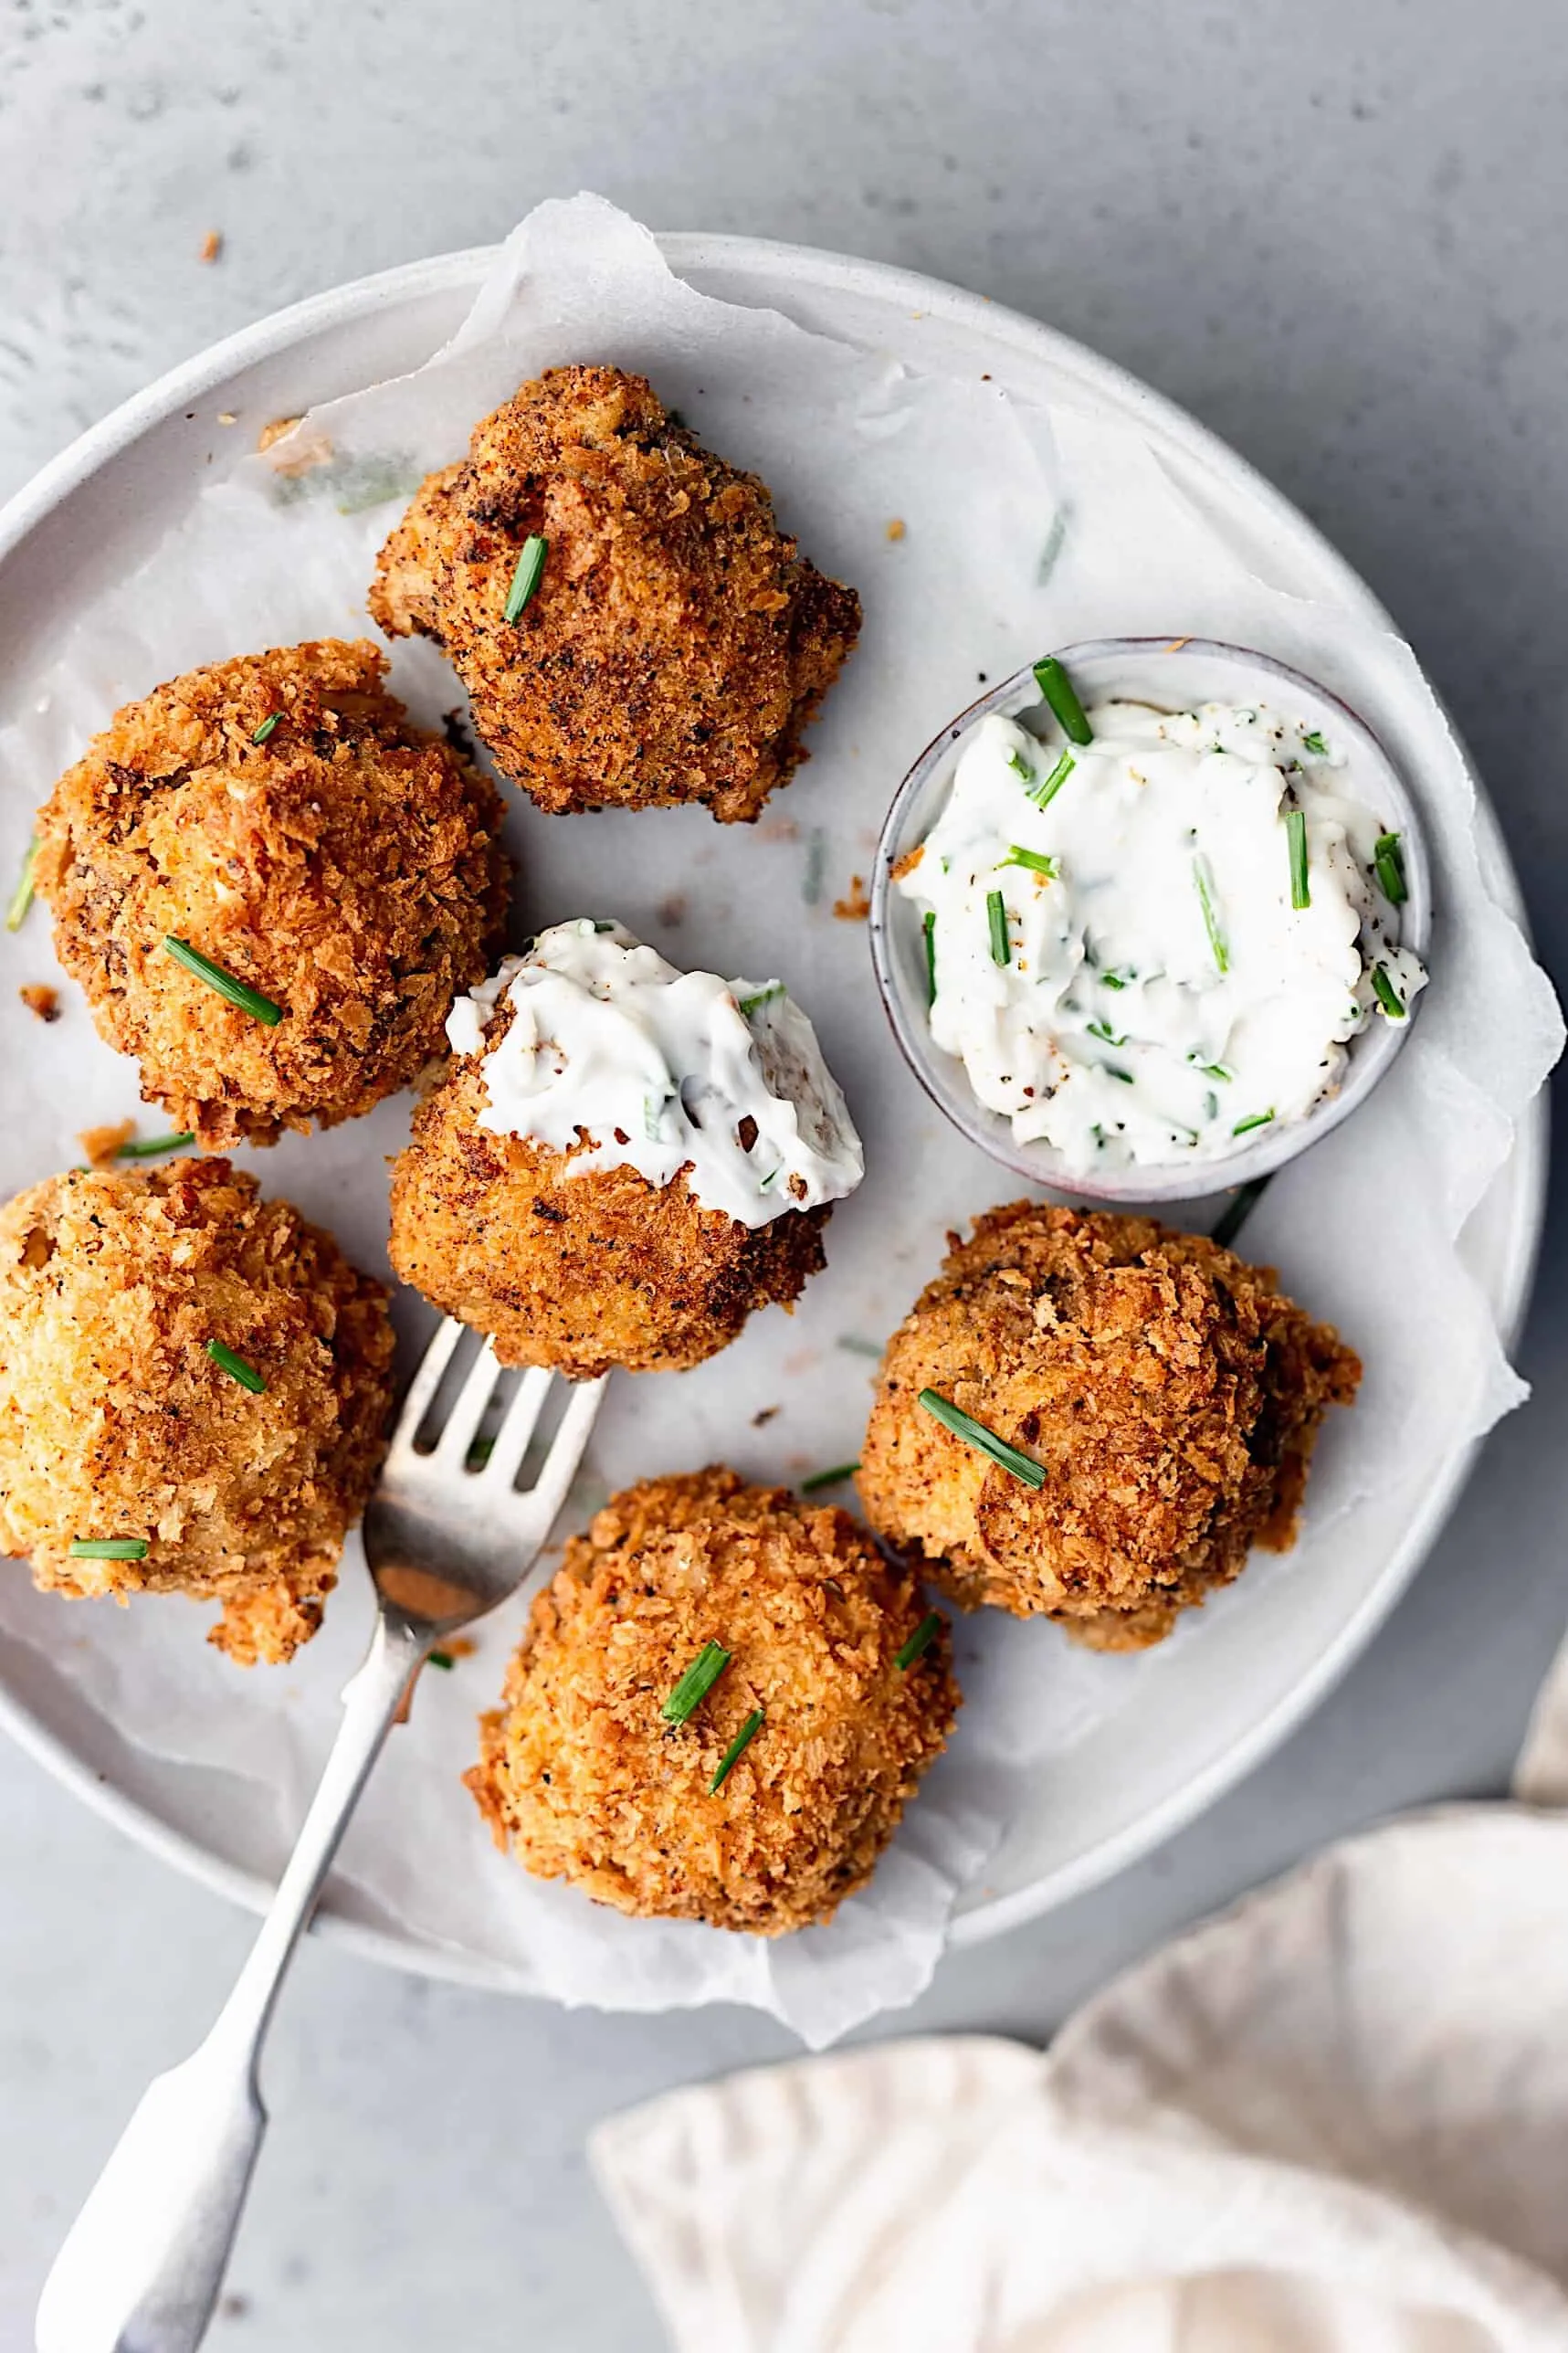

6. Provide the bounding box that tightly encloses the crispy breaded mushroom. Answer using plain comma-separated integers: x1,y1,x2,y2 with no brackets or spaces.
467,1468,957,1935
369,364,861,822
858,1202,1361,1651
33,638,513,1147
0,1159,395,1663
387,1008,830,1379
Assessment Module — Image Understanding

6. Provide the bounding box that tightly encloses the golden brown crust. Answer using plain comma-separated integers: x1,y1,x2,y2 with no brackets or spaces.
33,638,514,1146
387,1018,830,1378
466,1468,958,1935
858,1201,1361,1650
369,365,861,823
0,1159,395,1662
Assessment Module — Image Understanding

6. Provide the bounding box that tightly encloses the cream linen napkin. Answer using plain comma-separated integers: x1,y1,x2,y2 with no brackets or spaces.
590,1641,1568,2352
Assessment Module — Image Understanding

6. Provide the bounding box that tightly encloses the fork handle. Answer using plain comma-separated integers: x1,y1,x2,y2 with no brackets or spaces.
36,1612,429,2353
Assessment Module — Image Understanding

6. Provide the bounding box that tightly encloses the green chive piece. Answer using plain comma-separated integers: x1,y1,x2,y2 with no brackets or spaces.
1195,1060,1233,1082
69,1537,149,1561
1004,845,1059,878
1374,831,1407,905
1005,746,1035,786
710,1708,763,1793
837,1335,883,1359
1301,728,1328,755
1211,1174,1271,1250
1286,807,1310,910
895,1610,942,1672
1193,856,1229,974
116,1132,195,1160
661,1641,731,1725
1101,970,1127,990
800,1461,859,1493
738,981,784,1019
1032,656,1093,745
923,909,938,1007
917,1388,1045,1489
986,889,1010,965
427,1649,456,1671
1232,1109,1275,1135
1029,749,1075,809
251,713,280,744
1087,1018,1126,1046
1107,1066,1135,1084
1371,962,1406,1018
206,1338,266,1393
503,534,548,623
5,839,37,933
163,937,283,1025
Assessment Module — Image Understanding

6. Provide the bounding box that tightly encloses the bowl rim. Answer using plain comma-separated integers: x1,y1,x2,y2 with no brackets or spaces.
869,635,1432,1207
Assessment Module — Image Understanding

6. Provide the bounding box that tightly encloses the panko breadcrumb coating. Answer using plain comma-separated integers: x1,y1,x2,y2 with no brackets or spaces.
467,1468,957,1935
387,999,831,1378
858,1202,1360,1651
33,639,513,1147
369,364,861,822
0,1159,395,1662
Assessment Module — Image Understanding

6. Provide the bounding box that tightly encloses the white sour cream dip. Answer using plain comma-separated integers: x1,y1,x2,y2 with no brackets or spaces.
445,919,864,1229
899,700,1426,1172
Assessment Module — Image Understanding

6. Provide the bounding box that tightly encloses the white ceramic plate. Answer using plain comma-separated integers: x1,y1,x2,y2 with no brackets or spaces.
0,236,1544,1980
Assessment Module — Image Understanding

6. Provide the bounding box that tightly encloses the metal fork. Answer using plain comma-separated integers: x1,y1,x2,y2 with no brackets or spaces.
36,1320,605,2353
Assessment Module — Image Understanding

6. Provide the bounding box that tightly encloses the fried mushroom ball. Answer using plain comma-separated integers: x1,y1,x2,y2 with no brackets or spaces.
467,1469,957,1935
387,1016,831,1379
34,638,513,1146
858,1201,1361,1651
0,1159,395,1663
369,364,861,822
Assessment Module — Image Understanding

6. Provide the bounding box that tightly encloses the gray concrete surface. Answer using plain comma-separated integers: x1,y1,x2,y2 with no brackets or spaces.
4,0,1568,2344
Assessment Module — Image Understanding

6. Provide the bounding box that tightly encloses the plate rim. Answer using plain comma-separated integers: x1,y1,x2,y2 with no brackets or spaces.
0,228,1547,1979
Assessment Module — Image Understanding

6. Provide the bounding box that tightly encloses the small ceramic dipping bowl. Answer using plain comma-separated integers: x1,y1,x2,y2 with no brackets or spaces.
868,637,1432,1207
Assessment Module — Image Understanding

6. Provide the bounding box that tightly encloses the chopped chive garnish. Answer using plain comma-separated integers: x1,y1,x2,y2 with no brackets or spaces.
1211,1173,1271,1250
251,713,280,744
69,1537,148,1561
5,839,37,933
1286,807,1310,909
710,1708,763,1793
163,938,283,1025
1107,1066,1135,1084
1301,728,1328,755
1032,656,1093,745
1193,856,1229,974
986,889,1011,965
1194,1060,1233,1082
738,981,784,1018
1374,830,1407,905
1100,970,1127,989
922,908,938,1006
1029,749,1075,809
1087,1019,1125,1046
1232,1109,1275,1135
427,1649,456,1670
117,1132,195,1160
917,1388,1045,1489
895,1610,942,1671
1004,846,1059,879
837,1335,883,1359
1005,746,1035,786
801,1461,859,1493
502,534,548,622
661,1641,731,1725
1371,962,1406,1018
205,1338,266,1393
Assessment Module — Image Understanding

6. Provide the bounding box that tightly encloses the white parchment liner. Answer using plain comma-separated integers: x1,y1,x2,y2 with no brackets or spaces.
0,196,1558,2045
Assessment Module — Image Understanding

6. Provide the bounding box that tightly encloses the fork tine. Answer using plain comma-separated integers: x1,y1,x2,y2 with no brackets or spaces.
482,1364,553,1489
433,1336,502,1466
525,1374,608,1531
386,1315,464,1457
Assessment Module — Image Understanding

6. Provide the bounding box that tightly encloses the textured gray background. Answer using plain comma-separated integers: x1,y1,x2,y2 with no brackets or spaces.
3,1,1567,2345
